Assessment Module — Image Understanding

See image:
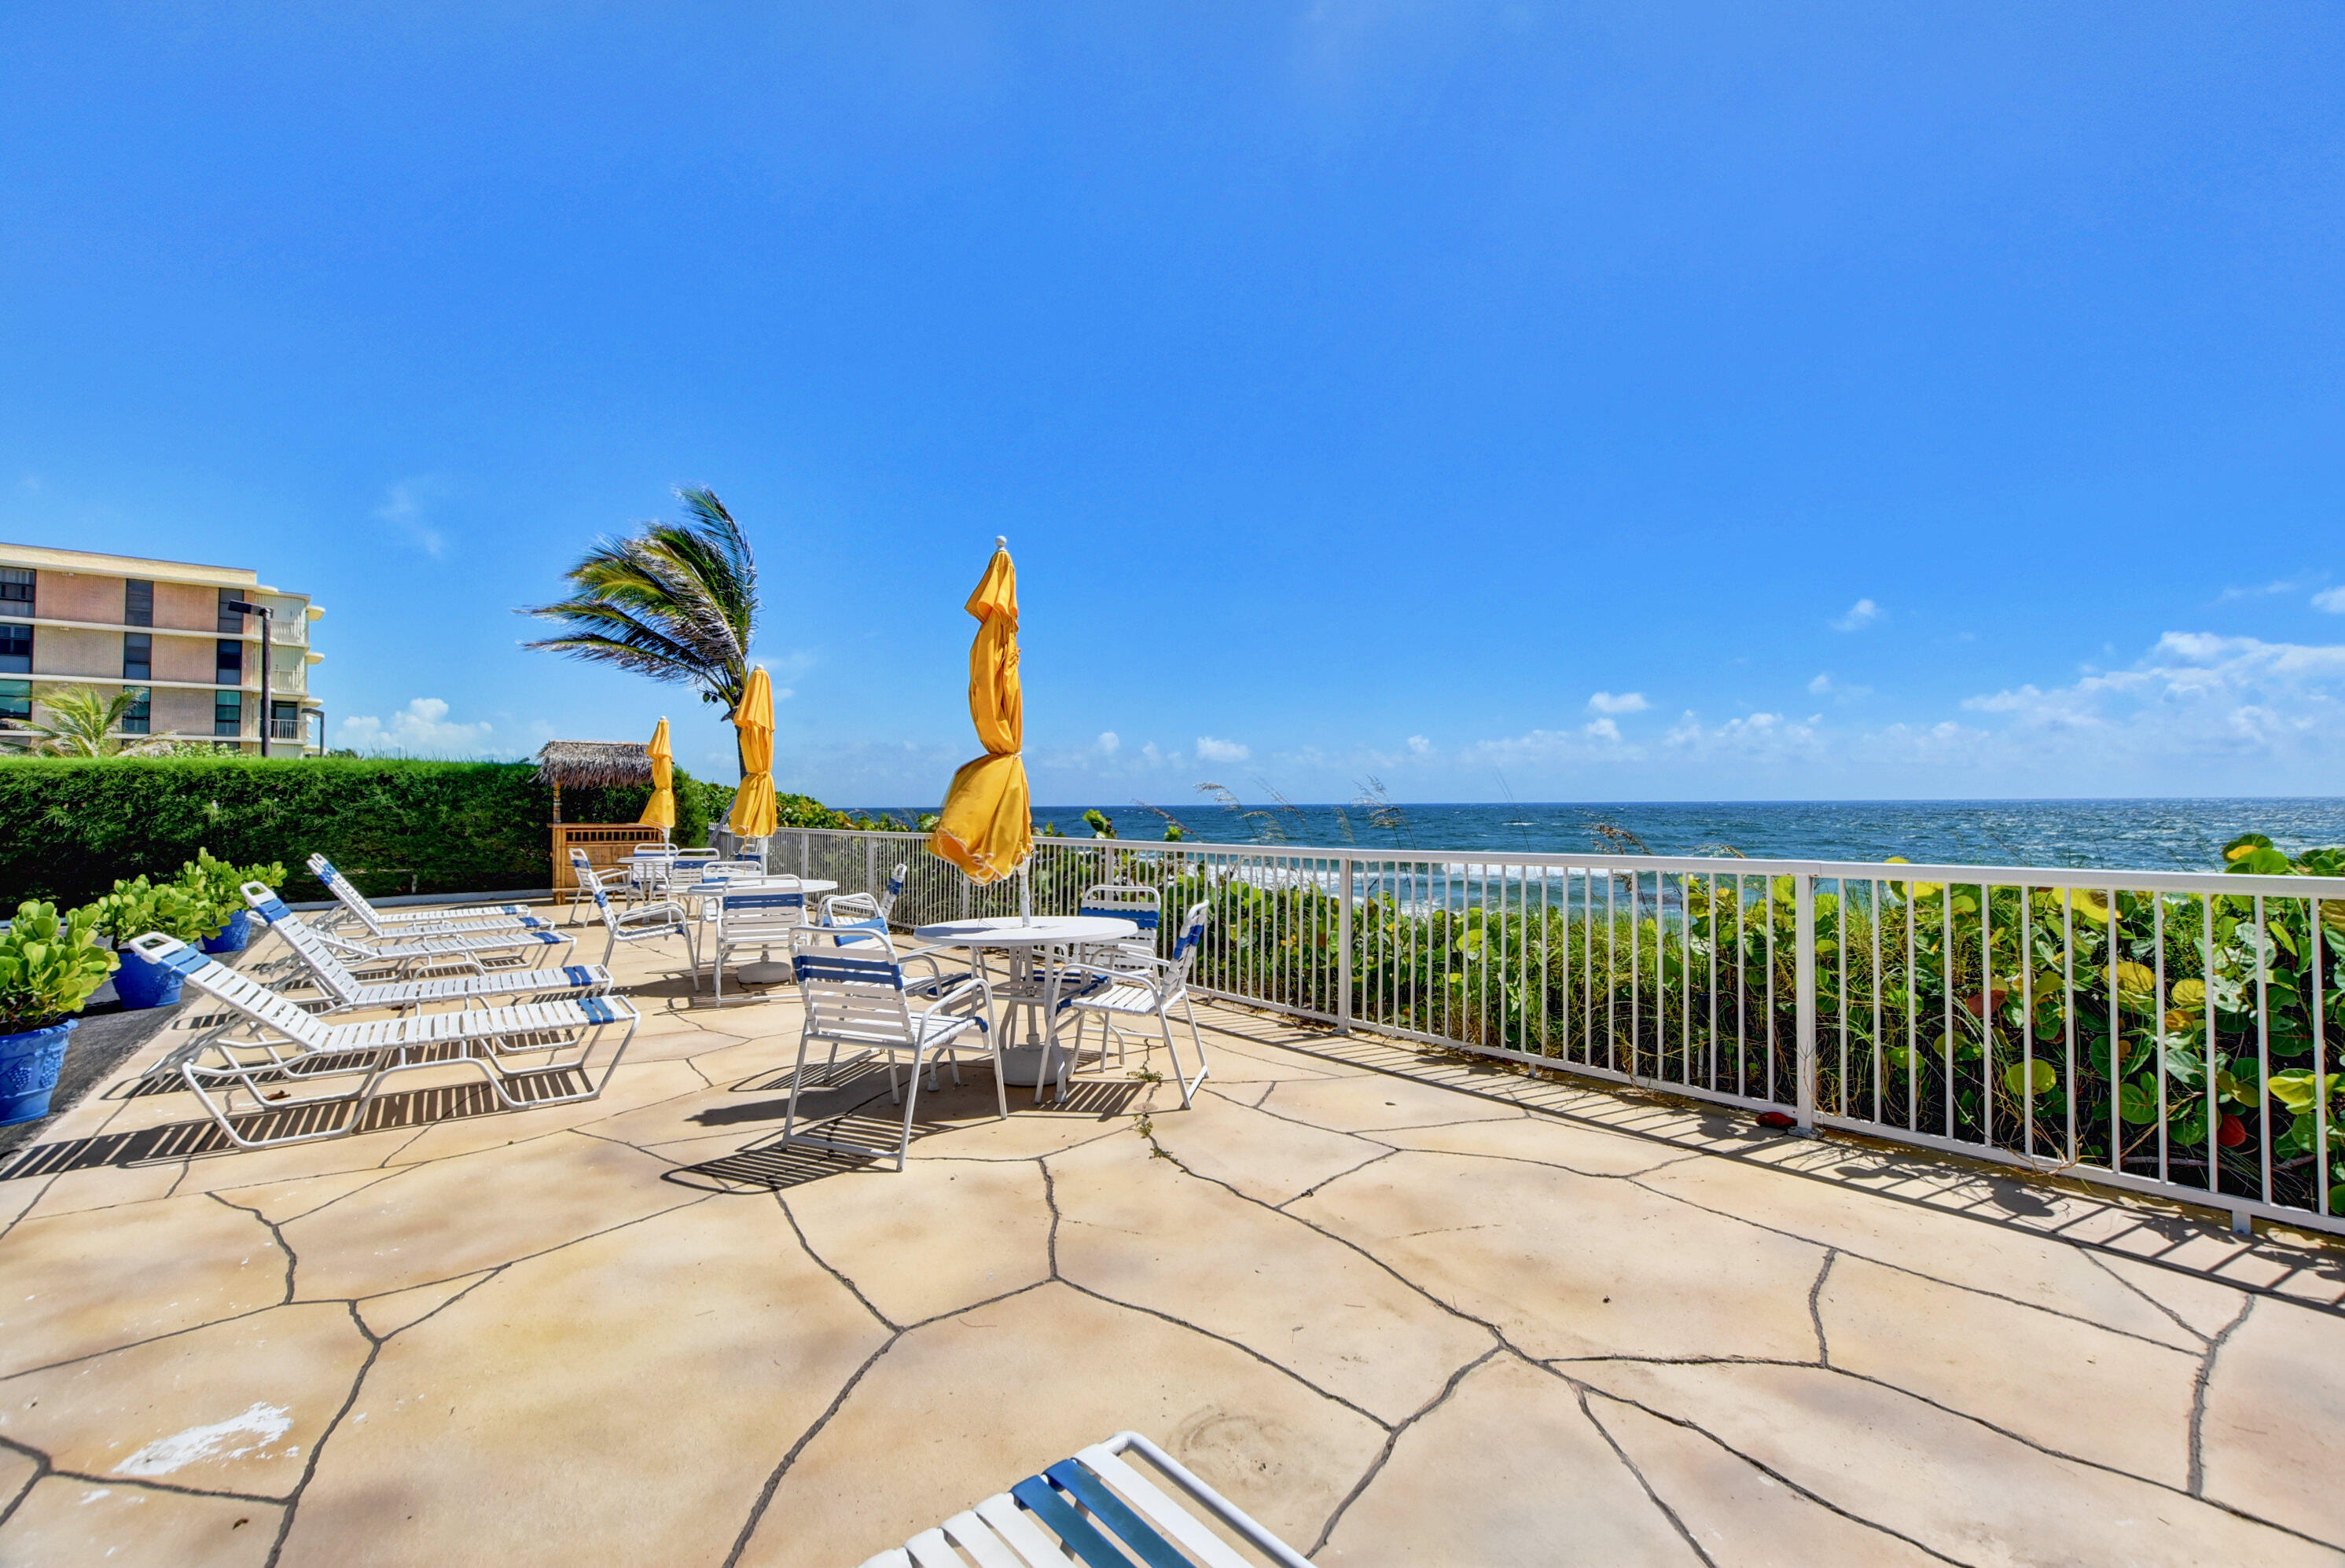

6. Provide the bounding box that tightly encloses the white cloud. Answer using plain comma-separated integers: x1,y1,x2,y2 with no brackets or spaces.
1586,691,1649,714
1195,735,1250,763
374,479,447,557
1406,734,1432,755
1583,717,1621,742
1831,598,1881,631
1096,730,1120,754
2314,586,2345,613
1807,673,1833,695
338,697,494,755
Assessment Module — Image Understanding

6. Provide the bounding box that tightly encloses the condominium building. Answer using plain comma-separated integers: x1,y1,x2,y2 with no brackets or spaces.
0,543,325,753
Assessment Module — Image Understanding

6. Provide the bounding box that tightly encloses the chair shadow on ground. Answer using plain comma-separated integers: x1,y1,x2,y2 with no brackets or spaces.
661,1059,1149,1193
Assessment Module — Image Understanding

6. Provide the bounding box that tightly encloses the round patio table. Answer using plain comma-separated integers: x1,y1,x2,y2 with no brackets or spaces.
912,915,1138,1092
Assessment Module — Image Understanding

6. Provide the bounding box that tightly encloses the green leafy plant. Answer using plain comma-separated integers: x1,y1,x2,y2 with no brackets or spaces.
91,876,228,946
0,901,119,1031
175,846,287,929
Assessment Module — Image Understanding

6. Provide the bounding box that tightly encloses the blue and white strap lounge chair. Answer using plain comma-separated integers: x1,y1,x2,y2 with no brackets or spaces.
855,1430,1311,1568
1046,902,1211,1110
243,883,614,1015
306,854,550,936
782,927,998,1170
303,916,575,974
129,934,635,1151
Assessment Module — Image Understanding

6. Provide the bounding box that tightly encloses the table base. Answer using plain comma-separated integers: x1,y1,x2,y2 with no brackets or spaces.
735,960,795,985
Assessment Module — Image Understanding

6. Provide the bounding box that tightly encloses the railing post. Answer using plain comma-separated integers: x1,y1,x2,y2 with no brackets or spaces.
1795,870,1818,1130
1337,855,1354,1034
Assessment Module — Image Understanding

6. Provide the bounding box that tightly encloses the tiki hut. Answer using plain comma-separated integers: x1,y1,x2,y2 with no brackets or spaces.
535,740,652,823
536,740,665,891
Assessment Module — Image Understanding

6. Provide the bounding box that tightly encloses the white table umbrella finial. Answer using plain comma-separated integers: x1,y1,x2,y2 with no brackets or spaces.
995,535,1007,549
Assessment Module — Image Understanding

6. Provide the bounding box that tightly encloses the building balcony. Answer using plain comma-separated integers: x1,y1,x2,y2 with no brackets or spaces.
0,894,2336,1565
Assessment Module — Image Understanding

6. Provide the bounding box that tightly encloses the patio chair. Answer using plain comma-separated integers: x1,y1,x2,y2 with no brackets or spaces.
305,854,550,937
579,868,698,971
243,883,614,1015
128,933,635,1151
704,881,809,1000
1046,902,1211,1109
781,926,999,1171
1071,883,1165,1070
856,1430,1310,1568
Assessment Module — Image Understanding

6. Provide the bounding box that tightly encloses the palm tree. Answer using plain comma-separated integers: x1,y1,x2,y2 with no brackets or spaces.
0,686,172,757
520,487,761,774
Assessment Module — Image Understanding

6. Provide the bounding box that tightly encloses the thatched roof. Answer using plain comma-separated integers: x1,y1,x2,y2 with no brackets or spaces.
535,740,652,788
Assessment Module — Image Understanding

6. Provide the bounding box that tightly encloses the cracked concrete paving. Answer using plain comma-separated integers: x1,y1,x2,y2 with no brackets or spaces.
2,909,2344,1565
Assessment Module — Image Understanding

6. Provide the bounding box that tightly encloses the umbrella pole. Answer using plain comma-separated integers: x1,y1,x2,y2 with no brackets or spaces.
1020,861,1032,925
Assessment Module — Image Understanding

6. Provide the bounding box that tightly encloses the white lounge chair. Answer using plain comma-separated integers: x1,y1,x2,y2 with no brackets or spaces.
300,912,575,975
1046,902,1211,1109
856,1430,1311,1568
306,854,551,936
781,927,998,1170
130,933,635,1151
242,883,615,1015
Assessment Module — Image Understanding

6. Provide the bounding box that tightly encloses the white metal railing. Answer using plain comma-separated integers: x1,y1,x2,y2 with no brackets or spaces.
770,826,2345,1236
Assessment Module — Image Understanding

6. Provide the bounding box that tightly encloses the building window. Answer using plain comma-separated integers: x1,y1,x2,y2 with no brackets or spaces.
215,638,242,683
124,578,153,626
123,632,152,681
0,680,28,723
215,690,242,736
218,588,246,633
270,700,300,741
123,686,151,735
0,624,28,675
0,568,31,619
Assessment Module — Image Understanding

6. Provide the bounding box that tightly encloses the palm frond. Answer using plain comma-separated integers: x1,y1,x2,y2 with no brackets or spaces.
518,487,761,711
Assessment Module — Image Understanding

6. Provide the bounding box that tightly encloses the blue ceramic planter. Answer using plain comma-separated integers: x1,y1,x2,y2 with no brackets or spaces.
112,948,185,1010
0,1019,75,1126
200,909,251,954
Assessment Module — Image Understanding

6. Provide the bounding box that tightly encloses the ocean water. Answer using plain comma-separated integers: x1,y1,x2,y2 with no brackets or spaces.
852,799,2345,873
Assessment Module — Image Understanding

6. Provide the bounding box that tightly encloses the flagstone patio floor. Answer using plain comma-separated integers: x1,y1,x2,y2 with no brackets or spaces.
5,907,2345,1566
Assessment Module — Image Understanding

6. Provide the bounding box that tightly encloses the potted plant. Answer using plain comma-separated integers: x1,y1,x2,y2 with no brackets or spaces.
91,876,224,1009
0,901,118,1125
182,849,287,955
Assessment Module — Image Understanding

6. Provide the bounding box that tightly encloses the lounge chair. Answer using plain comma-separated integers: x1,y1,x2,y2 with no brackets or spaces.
129,933,634,1150
242,883,614,1014
781,926,998,1170
305,854,550,936
856,1430,1311,1568
1046,902,1211,1109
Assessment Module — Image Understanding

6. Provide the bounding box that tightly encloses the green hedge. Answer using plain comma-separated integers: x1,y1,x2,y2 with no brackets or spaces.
0,757,719,905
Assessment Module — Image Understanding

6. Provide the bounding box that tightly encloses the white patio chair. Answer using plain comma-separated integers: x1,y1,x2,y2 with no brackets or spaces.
1046,901,1211,1109
129,933,636,1151
579,867,697,971
705,880,810,1000
856,1430,1310,1568
1071,883,1165,1070
781,926,999,1171
243,883,615,1015
305,854,550,937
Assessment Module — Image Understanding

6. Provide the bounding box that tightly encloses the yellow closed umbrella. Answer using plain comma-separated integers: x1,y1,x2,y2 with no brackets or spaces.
638,717,677,837
728,667,778,839
932,538,1031,887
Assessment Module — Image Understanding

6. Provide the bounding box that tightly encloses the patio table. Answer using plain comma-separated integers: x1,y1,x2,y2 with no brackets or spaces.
912,915,1138,1092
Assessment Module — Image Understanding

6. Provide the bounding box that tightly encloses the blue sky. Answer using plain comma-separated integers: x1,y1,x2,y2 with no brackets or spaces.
4,3,2341,806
